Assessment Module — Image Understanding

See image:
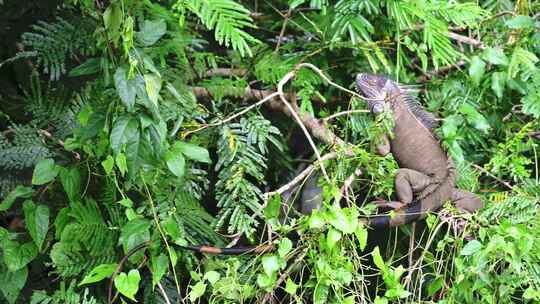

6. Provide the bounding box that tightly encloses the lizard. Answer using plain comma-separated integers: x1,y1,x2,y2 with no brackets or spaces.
176,73,485,254
354,73,484,227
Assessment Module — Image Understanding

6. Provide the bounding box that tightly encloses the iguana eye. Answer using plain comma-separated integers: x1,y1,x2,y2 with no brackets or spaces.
372,103,384,114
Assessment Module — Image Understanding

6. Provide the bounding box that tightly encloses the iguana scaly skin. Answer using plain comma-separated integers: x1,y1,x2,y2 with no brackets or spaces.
355,73,484,228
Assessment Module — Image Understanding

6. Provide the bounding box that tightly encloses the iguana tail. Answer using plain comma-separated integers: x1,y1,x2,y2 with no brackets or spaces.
365,199,428,228
175,202,429,255
177,243,276,255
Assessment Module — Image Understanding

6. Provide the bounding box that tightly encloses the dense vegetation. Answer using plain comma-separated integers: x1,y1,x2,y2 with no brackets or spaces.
1,0,540,303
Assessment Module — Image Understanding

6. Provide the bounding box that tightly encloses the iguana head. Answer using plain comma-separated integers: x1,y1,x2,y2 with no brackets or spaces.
355,73,400,115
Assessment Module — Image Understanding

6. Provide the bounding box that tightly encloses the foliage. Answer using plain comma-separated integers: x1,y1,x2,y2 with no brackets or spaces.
0,0,539,303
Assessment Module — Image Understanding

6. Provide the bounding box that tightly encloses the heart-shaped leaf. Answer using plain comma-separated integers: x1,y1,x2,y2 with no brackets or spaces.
114,269,141,301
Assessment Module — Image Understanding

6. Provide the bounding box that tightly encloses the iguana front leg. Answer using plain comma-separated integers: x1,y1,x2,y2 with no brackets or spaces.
451,189,484,213
375,134,391,156
371,168,433,210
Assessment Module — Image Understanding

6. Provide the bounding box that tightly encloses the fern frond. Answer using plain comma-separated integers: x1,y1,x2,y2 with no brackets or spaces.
19,17,95,80
185,0,260,57
213,115,282,239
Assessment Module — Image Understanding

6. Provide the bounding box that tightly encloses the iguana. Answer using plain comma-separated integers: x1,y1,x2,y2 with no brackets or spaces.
178,73,484,254
355,73,484,227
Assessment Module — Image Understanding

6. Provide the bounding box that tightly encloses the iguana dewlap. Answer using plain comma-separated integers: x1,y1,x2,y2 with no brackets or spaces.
355,73,484,228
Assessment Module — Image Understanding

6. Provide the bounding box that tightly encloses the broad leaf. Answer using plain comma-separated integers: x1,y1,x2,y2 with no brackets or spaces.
0,186,33,212
151,254,168,287
189,282,207,302
136,19,167,46
165,149,186,177
461,240,482,256
32,158,59,185
482,47,508,66
59,167,81,202
111,116,139,153
0,265,27,304
173,142,211,163
3,241,38,272
79,263,118,286
491,72,506,99
144,73,162,106
23,201,49,251
114,269,141,301
114,67,137,111
505,15,534,29
468,56,485,86
458,103,490,133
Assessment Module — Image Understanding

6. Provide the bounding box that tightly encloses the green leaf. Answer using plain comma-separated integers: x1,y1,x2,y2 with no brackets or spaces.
460,240,482,256
116,153,128,177
326,228,342,250
151,254,168,287
103,3,122,40
3,241,38,272
22,201,49,251
79,263,118,286
114,269,141,301
326,207,357,234
256,273,275,289
203,271,220,284
372,246,386,271
114,67,137,111
264,194,281,220
111,116,139,153
118,198,133,208
482,47,508,66
458,103,490,133
491,72,506,98
468,56,485,86
102,155,114,175
59,167,81,202
427,276,444,297
285,278,298,295
0,186,33,212
505,15,534,29
69,58,101,77
522,92,540,119
308,210,325,229
189,281,207,302
0,265,27,304
289,0,306,10
136,19,167,46
144,73,162,106
173,142,211,163
261,255,281,277
32,158,59,185
355,224,368,250
121,219,151,245
165,149,186,177
278,238,292,258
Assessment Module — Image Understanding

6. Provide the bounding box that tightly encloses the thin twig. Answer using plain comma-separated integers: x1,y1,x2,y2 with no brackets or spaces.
203,68,247,78
274,8,292,52
142,177,182,300
323,109,370,122
338,168,363,206
406,222,417,291
157,281,172,304
446,32,485,49
471,163,514,190
184,91,280,137
276,69,331,182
